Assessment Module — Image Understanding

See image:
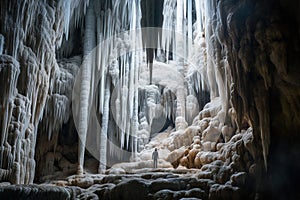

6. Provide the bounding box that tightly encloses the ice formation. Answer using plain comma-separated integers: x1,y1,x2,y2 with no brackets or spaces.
0,0,89,183
1,2,296,197
0,0,244,180
72,0,234,174
71,0,144,173
71,0,276,184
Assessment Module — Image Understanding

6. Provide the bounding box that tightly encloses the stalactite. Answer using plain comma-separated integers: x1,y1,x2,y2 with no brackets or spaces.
161,0,176,62
77,0,96,174
0,34,4,55
176,0,184,63
0,55,20,176
98,75,110,173
70,0,145,170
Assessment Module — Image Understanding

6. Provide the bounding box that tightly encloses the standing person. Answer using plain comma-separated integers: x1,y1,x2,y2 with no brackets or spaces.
152,148,158,168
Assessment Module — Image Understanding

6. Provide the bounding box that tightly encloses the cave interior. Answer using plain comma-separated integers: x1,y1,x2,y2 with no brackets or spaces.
0,0,300,199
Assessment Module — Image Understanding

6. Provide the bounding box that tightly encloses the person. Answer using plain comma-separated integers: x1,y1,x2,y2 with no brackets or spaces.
152,148,158,168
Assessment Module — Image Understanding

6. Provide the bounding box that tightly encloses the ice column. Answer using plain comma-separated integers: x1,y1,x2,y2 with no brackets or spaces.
99,75,110,173
88,0,143,168
77,1,96,174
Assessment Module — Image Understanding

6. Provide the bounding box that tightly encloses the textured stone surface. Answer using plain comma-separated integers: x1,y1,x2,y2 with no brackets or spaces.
0,0,299,199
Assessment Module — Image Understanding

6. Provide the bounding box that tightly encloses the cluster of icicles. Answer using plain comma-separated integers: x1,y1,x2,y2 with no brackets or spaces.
74,0,230,174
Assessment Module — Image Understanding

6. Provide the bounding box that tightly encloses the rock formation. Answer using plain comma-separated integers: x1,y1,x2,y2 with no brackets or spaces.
0,0,299,199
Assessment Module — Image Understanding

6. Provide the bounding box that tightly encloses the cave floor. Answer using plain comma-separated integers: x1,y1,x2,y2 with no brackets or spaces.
0,166,253,200
52,168,215,199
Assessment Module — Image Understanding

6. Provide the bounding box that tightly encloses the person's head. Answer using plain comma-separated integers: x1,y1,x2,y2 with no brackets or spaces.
155,148,157,151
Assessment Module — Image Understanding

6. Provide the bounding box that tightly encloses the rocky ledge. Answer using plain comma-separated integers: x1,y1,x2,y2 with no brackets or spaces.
0,167,255,200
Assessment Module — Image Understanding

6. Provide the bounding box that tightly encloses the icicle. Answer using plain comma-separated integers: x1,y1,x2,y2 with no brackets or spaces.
63,0,71,40
161,0,176,62
68,0,145,164
77,0,96,174
187,0,192,58
99,75,111,173
176,0,184,63
133,48,139,154
115,98,121,133
130,0,137,30
0,34,4,55
129,59,135,118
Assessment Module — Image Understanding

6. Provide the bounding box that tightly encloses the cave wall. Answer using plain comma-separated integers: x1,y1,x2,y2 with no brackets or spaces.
208,0,300,197
0,0,89,184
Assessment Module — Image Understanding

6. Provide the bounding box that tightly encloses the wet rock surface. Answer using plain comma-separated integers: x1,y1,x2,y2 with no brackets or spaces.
0,169,254,200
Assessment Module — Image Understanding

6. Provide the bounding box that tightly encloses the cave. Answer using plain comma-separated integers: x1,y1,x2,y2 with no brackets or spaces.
0,0,300,199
